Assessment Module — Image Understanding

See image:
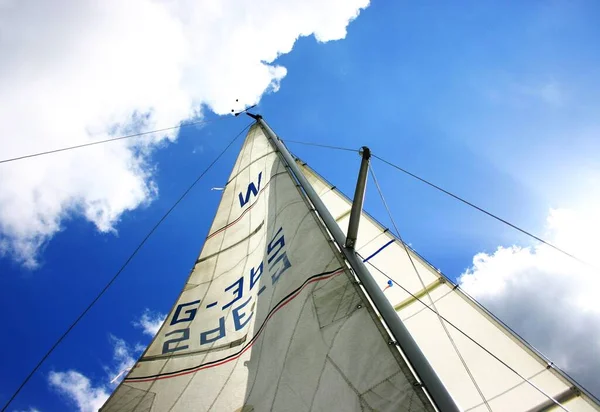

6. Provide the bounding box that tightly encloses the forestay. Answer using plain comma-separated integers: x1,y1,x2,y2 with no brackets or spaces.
101,124,434,412
298,160,600,412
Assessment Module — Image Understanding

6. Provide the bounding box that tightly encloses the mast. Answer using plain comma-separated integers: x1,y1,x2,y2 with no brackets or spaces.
252,114,459,412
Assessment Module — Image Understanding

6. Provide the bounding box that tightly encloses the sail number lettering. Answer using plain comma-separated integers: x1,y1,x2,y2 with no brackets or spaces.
162,227,291,354
238,172,262,207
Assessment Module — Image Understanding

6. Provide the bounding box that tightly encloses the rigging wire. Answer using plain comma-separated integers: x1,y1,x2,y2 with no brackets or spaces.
282,138,594,271
372,153,597,271
285,139,359,152
361,257,569,412
0,122,252,412
369,164,492,412
0,117,226,165
287,138,591,408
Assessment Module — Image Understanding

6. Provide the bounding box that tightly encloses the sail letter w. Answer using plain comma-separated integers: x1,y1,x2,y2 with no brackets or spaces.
238,172,262,207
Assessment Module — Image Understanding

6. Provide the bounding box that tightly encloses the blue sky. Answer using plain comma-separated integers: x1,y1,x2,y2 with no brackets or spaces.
1,1,600,410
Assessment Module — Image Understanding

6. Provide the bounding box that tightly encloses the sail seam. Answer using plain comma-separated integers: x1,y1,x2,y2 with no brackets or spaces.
125,268,344,382
325,355,363,399
198,221,265,263
226,150,277,184
393,278,445,312
268,295,313,411
334,209,352,222
400,288,453,323
464,368,548,412
139,336,248,362
206,171,287,239
526,387,580,412
330,273,354,322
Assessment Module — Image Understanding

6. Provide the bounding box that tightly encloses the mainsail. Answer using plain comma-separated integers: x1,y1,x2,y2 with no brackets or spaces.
298,160,600,412
101,124,435,411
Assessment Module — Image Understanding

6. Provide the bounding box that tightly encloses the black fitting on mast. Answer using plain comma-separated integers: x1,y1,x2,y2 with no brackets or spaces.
246,112,262,121
345,146,371,249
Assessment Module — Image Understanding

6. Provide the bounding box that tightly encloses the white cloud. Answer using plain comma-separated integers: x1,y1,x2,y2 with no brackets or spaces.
48,335,140,411
14,408,41,412
459,208,600,397
105,335,138,382
133,309,166,337
0,0,369,268
48,371,110,412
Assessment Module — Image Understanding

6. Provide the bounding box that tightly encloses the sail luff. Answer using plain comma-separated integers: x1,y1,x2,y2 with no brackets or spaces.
296,159,600,412
255,115,459,412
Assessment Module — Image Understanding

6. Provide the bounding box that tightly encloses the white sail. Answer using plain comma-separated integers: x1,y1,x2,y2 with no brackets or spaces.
101,124,434,411
298,160,600,412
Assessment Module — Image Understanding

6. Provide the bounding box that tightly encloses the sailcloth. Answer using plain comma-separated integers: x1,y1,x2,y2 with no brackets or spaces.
298,160,600,412
101,124,435,411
